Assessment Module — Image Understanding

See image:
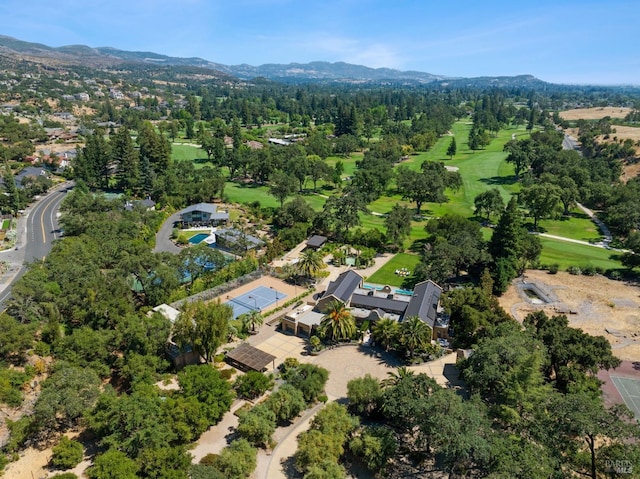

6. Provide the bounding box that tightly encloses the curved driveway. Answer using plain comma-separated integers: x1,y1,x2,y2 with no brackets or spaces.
154,211,181,254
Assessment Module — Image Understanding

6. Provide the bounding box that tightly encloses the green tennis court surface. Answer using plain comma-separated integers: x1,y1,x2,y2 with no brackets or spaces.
611,376,640,419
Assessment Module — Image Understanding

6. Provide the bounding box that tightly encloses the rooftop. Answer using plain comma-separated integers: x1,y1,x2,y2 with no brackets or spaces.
180,203,220,215
226,343,276,372
404,280,442,327
322,270,363,303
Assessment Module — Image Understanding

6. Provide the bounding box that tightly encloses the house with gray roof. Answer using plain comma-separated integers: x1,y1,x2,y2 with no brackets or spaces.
178,203,229,226
404,280,446,338
285,270,447,340
316,270,363,312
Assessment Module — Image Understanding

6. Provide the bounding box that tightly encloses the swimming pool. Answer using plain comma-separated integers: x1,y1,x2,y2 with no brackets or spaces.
395,289,413,296
188,233,210,244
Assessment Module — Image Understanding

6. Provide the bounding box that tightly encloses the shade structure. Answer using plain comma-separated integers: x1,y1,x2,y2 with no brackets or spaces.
225,343,276,372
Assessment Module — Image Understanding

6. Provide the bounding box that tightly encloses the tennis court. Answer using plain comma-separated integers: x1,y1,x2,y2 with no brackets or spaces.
611,375,640,419
225,285,287,319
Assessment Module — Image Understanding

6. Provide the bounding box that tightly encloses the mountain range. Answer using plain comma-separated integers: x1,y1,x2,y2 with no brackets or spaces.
0,34,546,87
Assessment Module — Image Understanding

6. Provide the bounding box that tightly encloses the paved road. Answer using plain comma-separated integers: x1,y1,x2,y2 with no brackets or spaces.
154,211,182,254
0,183,70,307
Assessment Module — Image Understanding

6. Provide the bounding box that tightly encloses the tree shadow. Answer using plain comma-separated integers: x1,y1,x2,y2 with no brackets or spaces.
408,238,429,254
443,363,468,398
479,175,516,186
280,455,298,479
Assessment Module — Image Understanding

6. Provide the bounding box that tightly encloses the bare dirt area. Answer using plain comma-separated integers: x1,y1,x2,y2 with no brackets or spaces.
560,107,632,120
499,270,640,362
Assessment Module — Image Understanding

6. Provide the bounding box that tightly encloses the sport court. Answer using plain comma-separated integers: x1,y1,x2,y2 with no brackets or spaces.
225,285,287,319
610,375,640,419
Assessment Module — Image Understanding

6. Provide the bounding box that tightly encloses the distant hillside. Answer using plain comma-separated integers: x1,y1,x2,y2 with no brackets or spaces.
214,61,449,83
0,34,546,87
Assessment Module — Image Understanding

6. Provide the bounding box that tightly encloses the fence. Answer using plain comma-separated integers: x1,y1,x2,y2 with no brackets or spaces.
169,268,268,310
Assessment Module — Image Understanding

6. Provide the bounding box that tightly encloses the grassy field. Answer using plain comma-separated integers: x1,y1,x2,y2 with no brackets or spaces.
224,183,327,210
538,237,623,271
172,121,623,270
366,253,421,286
172,144,208,163
537,210,603,242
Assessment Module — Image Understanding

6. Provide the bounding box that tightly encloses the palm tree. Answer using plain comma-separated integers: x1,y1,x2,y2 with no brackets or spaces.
381,366,415,388
372,318,400,351
401,316,432,359
318,300,356,342
296,249,326,281
242,309,264,333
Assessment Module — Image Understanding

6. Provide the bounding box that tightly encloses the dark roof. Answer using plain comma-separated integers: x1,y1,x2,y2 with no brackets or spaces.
404,280,442,328
350,293,408,314
322,270,362,303
180,203,219,215
306,235,327,248
225,343,276,372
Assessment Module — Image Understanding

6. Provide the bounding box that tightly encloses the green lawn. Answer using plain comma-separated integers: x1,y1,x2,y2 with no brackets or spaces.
225,183,327,210
366,253,422,287
538,237,623,271
538,211,602,242
171,143,208,162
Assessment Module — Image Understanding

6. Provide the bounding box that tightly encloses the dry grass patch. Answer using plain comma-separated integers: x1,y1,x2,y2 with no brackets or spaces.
499,270,640,362
560,107,632,120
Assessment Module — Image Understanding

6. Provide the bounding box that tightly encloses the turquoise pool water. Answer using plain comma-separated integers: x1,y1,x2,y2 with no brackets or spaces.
395,289,413,296
188,233,210,244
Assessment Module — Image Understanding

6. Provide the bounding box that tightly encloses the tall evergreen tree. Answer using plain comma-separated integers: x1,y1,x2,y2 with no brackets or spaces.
112,126,140,194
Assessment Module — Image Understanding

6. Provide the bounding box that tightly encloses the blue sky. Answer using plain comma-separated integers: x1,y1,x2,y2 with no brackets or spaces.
0,0,638,85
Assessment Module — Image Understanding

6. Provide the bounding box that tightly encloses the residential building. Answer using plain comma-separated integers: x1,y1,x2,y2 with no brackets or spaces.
178,203,229,226
286,270,447,339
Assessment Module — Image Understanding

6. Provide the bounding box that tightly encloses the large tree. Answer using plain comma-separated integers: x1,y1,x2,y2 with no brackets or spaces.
35,366,101,434
384,203,412,247
112,126,140,193
519,183,562,229
269,169,297,208
474,188,505,220
172,300,231,363
423,213,488,278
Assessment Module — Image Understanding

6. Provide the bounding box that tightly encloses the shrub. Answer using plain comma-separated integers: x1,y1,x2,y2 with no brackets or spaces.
219,369,235,380
233,371,274,400
51,437,84,470
50,474,78,479
609,270,623,281
547,263,559,274
567,266,582,275
582,265,597,276
200,453,219,466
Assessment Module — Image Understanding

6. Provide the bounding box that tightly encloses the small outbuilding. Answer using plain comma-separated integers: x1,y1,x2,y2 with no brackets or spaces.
306,235,327,250
225,343,276,372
